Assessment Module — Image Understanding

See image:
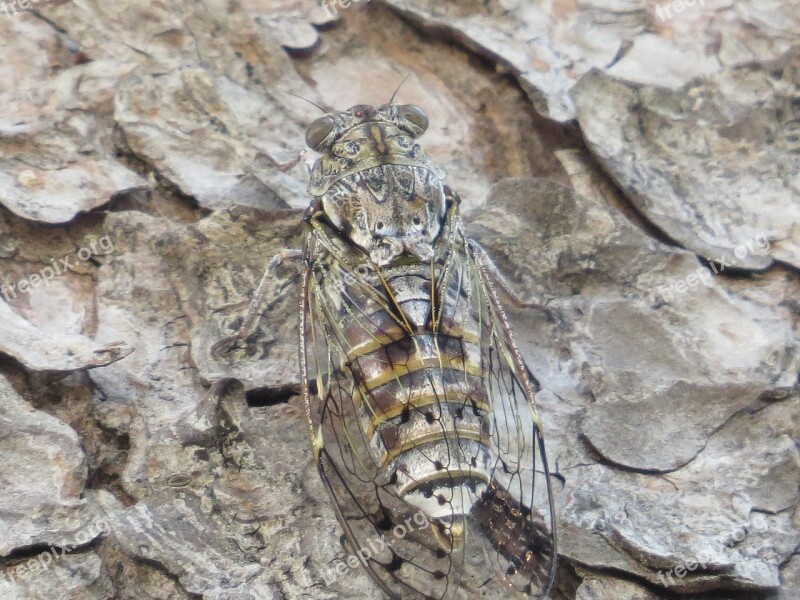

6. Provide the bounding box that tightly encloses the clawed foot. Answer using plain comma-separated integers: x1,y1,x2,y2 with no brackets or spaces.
210,334,246,359
211,248,303,361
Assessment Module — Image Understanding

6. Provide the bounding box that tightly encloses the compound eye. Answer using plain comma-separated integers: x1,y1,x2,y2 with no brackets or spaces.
397,104,429,134
305,115,335,150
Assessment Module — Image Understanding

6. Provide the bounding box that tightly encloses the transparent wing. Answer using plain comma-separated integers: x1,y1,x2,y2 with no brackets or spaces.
300,227,464,600
299,215,556,599
464,239,558,597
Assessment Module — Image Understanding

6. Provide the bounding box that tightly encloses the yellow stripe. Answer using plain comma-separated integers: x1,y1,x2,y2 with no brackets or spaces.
364,391,490,436
362,356,482,391
381,430,486,466
345,327,406,358
347,329,481,359
369,124,389,155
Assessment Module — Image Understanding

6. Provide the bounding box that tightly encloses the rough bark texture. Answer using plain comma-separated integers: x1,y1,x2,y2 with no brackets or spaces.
0,1,798,599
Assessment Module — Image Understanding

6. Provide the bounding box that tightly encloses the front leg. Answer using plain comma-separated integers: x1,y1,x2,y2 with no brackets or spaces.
211,248,303,358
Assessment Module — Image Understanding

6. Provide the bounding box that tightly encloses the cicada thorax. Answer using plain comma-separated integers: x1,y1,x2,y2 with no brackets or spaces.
319,164,448,266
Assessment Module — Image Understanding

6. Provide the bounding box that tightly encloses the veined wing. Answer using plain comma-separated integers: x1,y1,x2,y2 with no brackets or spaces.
299,220,465,600
299,207,557,598
464,236,558,597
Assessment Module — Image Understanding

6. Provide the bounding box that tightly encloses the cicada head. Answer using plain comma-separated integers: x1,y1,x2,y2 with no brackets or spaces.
305,103,446,194
304,104,428,155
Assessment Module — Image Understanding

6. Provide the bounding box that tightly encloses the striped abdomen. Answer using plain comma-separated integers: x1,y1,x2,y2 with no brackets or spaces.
330,259,493,520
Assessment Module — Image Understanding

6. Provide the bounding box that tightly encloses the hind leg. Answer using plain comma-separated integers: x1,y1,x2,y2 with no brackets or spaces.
211,248,303,358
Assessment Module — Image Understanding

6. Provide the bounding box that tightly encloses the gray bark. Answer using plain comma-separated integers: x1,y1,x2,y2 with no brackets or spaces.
0,1,797,599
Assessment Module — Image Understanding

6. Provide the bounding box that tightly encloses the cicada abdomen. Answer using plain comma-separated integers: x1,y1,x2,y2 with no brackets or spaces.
299,104,557,599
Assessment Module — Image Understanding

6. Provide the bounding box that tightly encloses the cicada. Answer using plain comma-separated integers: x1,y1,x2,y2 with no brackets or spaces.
217,102,557,599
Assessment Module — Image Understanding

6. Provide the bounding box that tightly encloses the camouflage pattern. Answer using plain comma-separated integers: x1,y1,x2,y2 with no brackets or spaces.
299,103,557,599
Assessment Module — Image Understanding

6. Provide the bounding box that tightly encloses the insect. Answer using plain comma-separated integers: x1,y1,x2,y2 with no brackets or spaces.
214,102,557,599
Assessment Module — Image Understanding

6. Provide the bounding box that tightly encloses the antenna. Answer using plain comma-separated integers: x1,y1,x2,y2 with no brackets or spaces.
282,90,329,115
388,74,411,104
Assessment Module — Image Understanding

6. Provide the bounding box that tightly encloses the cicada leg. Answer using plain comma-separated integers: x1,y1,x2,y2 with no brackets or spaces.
467,240,553,316
211,248,304,358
